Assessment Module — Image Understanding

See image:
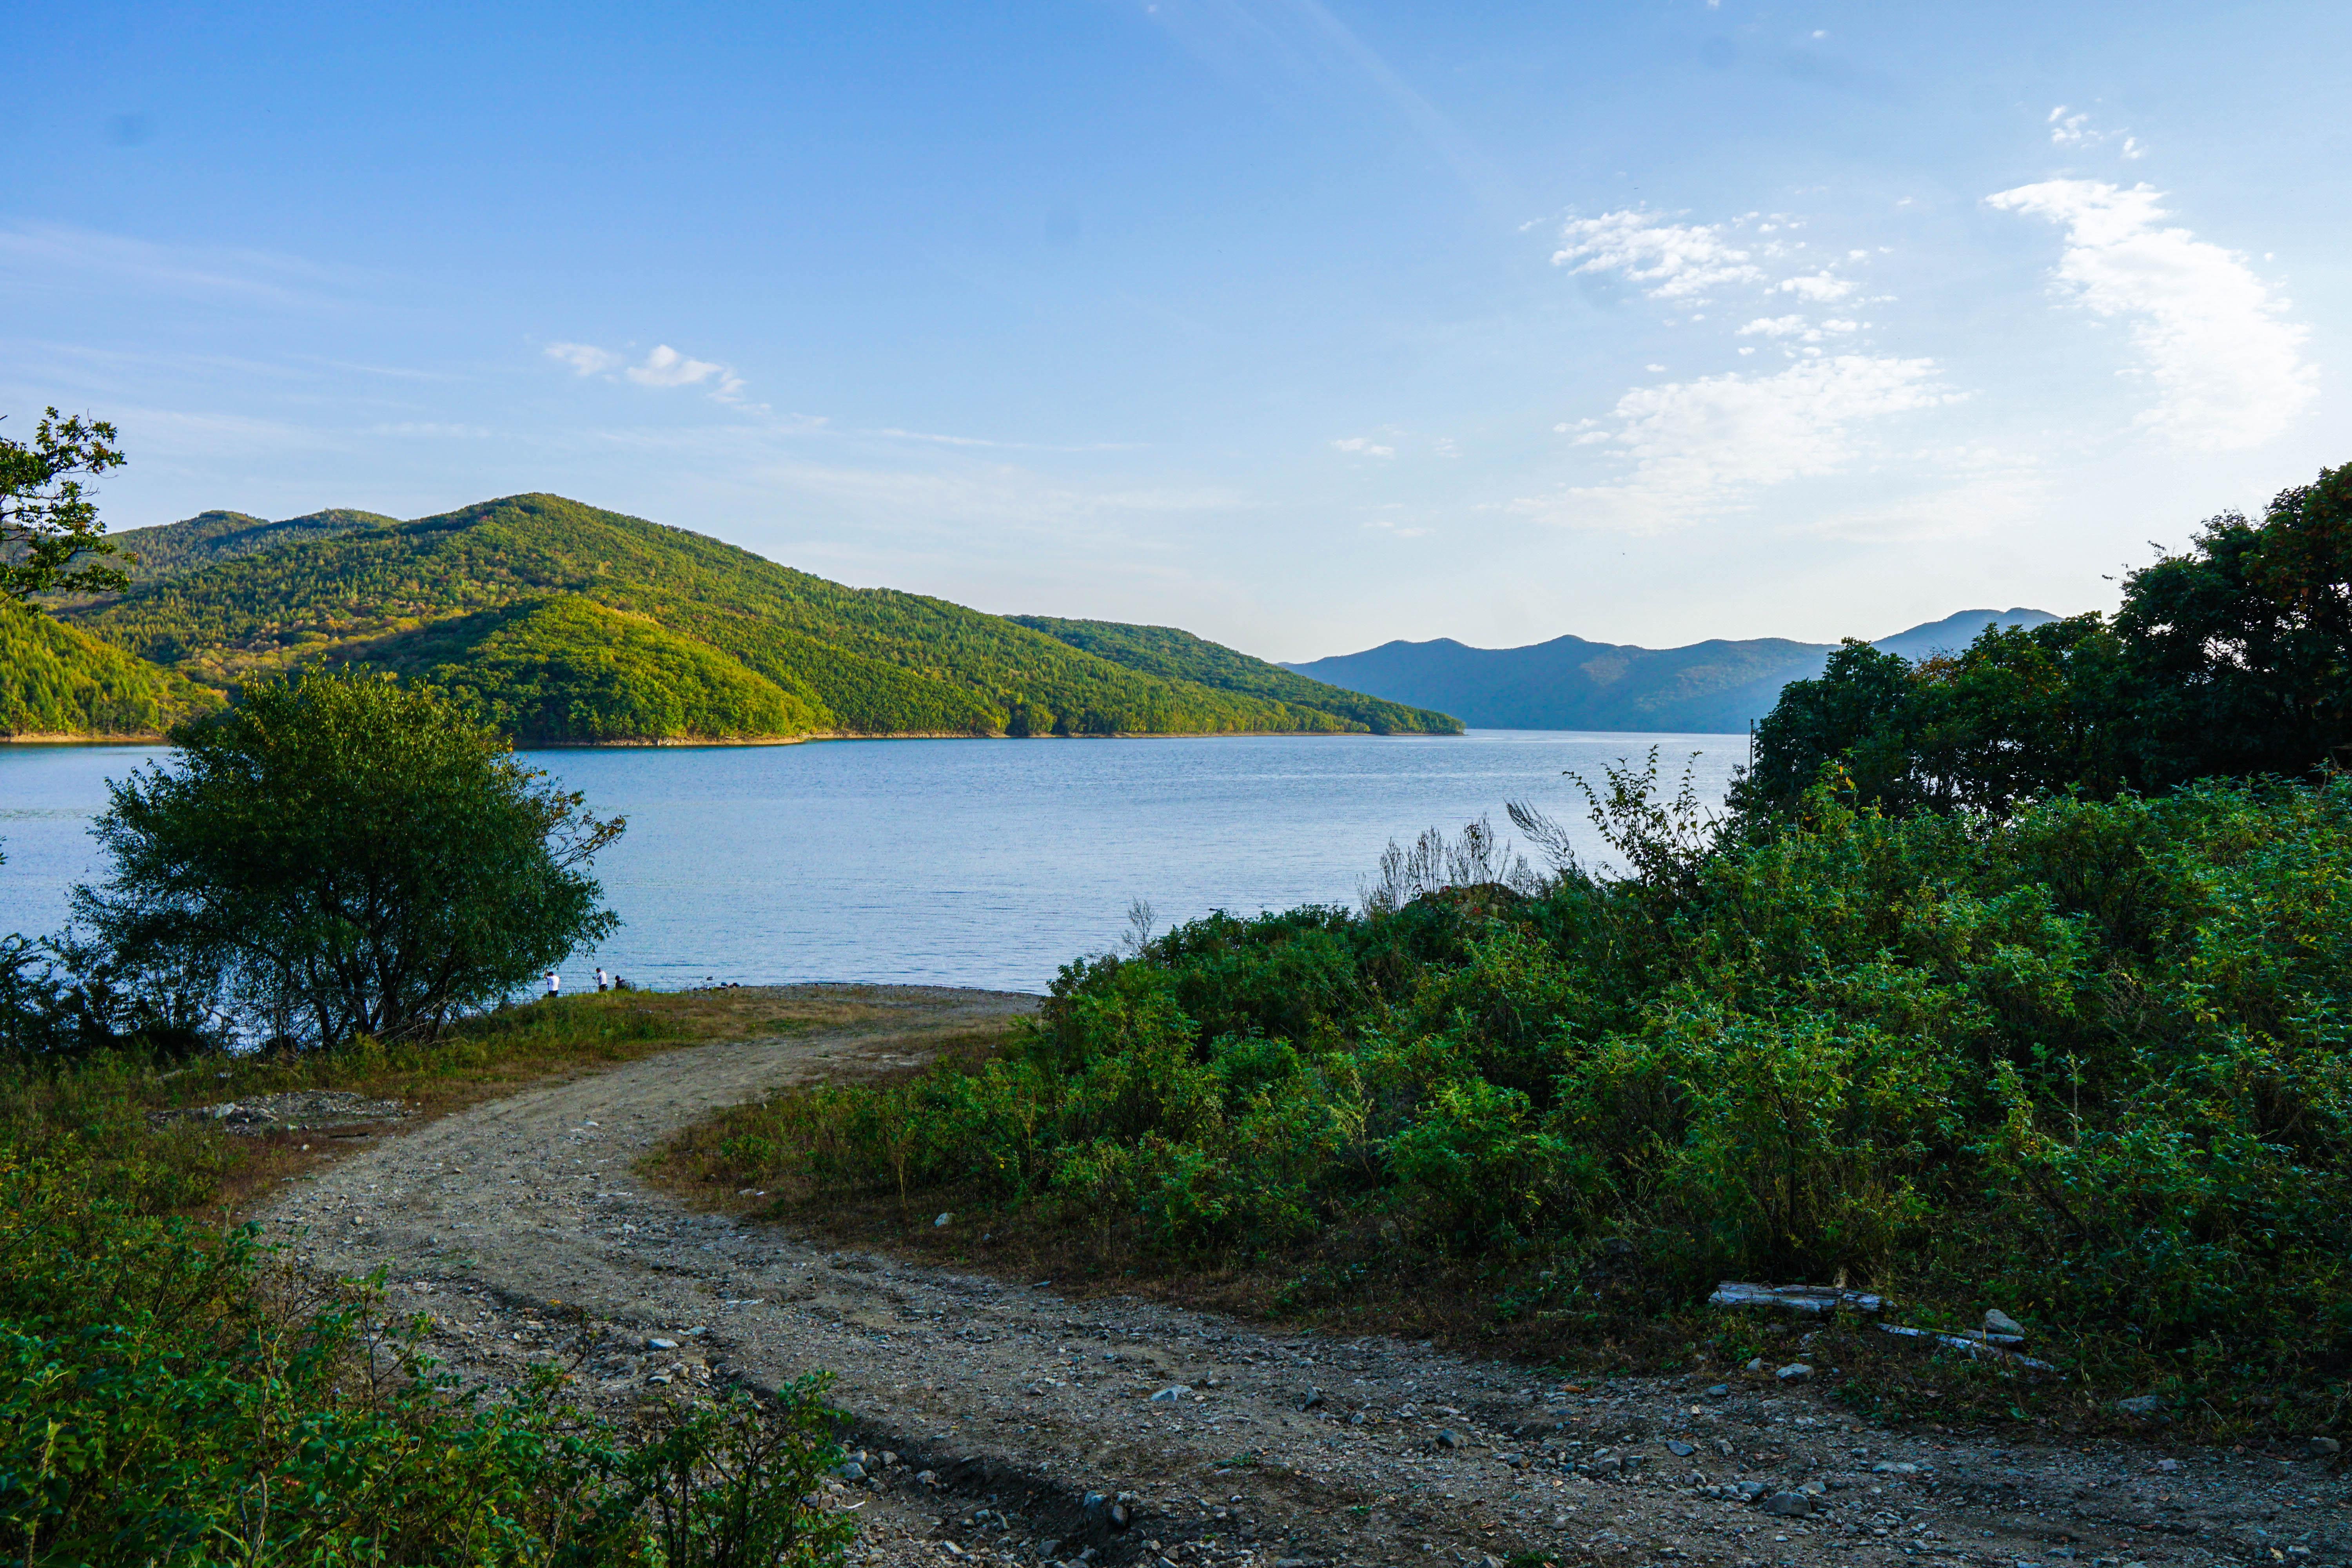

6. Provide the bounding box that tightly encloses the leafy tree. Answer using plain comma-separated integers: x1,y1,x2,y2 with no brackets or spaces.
0,408,128,602
1734,460,2352,821
2119,463,2352,781
74,666,622,1047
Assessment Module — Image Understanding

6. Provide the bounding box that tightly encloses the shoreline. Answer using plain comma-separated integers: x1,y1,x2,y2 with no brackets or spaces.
4,725,1470,748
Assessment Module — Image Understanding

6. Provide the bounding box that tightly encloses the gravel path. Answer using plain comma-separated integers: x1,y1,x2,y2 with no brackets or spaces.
264,986,2347,1568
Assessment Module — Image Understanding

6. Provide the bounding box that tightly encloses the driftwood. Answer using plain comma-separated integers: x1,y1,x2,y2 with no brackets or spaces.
1875,1323,2054,1371
1707,1282,1883,1316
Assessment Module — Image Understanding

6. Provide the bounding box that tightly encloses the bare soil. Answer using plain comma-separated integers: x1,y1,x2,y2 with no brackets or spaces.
261,986,2347,1568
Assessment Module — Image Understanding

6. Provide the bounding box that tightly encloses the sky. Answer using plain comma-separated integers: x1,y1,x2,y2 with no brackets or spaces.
7,1,2349,661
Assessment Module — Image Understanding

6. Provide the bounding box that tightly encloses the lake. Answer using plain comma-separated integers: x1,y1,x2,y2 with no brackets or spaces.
0,731,1744,993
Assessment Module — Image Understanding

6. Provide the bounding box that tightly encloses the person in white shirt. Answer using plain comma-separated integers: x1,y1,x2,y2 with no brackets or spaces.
545,969,560,997
595,967,610,993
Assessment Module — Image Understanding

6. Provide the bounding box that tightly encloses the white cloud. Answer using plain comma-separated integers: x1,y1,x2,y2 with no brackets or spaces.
546,341,751,404
1553,209,1764,299
1332,436,1396,458
626,343,726,388
1738,314,1858,343
2048,105,2144,159
546,342,619,376
1777,272,1855,302
1521,354,1953,531
1985,179,2316,450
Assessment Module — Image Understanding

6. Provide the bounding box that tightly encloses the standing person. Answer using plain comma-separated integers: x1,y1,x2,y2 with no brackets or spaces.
595,966,610,993
545,969,560,998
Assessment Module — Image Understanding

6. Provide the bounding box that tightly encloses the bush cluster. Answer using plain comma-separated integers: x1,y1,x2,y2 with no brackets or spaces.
706,773,2352,1398
0,1158,852,1566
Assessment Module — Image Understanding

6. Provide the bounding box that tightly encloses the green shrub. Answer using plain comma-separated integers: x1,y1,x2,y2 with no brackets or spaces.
0,1158,851,1566
702,776,2352,1405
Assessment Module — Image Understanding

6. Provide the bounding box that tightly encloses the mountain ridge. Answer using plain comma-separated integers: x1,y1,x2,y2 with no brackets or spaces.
1283,607,2059,733
17,494,1460,744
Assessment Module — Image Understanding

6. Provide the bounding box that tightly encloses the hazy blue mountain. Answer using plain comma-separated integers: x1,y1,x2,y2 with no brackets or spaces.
1283,608,2058,733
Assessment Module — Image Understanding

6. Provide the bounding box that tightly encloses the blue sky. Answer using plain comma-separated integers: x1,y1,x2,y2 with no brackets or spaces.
7,1,2347,660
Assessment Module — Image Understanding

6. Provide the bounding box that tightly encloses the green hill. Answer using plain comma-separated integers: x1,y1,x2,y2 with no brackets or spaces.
97,507,399,588
0,597,221,739
54,493,1460,744
1013,616,1458,735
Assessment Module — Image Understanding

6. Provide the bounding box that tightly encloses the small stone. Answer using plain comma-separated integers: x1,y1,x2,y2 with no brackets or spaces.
1760,1492,1813,1518
838,1462,867,1481
1667,1440,1695,1457
2154,1458,2179,1473
1150,1385,1192,1402
1984,1308,2025,1337
1435,1428,1464,1448
1300,1387,1326,1410
2306,1437,2341,1458
1037,1543,1058,1560
915,1470,939,1486
2114,1394,2167,1418
1736,1480,1769,1500
935,1211,954,1227
648,1337,679,1350
1872,1461,1919,1475
1704,1383,1730,1399
1775,1362,1813,1381
1745,1357,1767,1372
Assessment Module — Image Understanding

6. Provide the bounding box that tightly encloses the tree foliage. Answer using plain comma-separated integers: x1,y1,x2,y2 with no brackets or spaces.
0,597,219,738
73,666,622,1047
1735,462,2352,821
0,410,128,602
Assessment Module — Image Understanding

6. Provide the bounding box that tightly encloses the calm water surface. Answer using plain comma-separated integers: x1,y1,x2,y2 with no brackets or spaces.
0,731,1743,993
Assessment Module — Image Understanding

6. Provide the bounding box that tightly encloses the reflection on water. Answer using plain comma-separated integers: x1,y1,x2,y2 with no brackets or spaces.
0,731,1743,993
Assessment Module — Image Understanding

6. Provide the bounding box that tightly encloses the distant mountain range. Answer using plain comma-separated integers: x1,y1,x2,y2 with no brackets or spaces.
1283,608,2060,734
5,495,1459,743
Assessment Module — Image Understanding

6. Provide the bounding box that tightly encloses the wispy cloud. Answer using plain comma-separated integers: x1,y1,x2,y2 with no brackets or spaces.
1776,272,1855,302
544,341,750,404
626,343,732,392
1332,436,1396,458
1526,355,1953,532
0,223,343,307
546,342,620,376
2047,105,2145,160
1553,210,1764,300
1985,180,2315,450
1737,314,1858,342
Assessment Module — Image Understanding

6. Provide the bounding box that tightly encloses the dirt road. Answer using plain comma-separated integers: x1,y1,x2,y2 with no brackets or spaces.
264,986,2345,1568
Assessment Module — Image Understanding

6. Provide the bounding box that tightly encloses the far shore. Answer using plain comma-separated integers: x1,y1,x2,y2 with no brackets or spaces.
4,726,1475,748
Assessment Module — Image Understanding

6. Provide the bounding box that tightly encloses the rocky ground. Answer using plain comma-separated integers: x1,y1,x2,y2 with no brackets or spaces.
258,986,2347,1568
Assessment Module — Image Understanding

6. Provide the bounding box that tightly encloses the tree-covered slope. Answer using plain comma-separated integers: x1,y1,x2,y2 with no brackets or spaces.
0,597,220,738
1011,616,1461,735
62,494,1425,741
97,507,399,588
352,596,829,744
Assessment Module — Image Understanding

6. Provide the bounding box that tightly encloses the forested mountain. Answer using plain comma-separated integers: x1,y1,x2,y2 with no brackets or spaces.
1284,608,2056,733
0,598,219,738
1011,616,1456,736
94,507,397,587
33,494,1457,744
